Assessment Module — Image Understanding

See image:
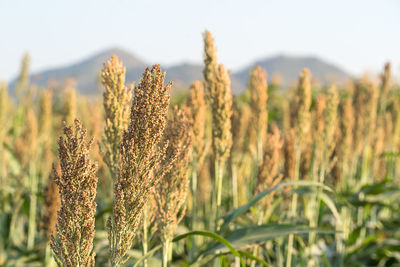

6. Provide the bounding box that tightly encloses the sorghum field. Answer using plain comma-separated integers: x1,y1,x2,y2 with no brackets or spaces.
1,30,399,267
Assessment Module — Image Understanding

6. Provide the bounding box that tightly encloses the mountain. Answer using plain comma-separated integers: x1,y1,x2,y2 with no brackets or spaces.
11,48,351,95
28,48,147,95
232,54,350,89
163,63,203,89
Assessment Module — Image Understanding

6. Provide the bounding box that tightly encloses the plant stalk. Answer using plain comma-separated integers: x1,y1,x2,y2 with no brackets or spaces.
142,206,148,267
286,147,301,267
162,238,171,267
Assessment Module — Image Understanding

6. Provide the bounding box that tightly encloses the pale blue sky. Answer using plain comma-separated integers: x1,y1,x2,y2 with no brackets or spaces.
0,0,399,81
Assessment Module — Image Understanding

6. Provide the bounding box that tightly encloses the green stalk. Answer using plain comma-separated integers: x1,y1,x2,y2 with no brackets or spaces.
257,134,263,165
162,238,171,267
232,163,238,209
45,243,57,267
286,147,301,267
308,159,326,266
212,157,224,267
142,207,148,267
214,158,224,231
27,164,37,250
356,147,370,246
189,169,198,261
336,160,352,267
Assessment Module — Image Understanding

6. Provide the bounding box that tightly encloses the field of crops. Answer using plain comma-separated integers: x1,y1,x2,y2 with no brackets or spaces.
0,30,399,267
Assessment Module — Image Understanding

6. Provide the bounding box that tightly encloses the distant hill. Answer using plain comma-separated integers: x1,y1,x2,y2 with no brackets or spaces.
10,48,351,95
232,55,350,90
28,48,147,95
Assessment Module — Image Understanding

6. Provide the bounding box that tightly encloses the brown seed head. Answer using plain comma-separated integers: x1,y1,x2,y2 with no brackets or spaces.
155,107,192,242
50,119,98,267
353,79,379,152
283,129,296,182
107,65,171,265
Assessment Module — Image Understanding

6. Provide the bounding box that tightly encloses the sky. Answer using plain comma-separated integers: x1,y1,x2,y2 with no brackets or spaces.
0,0,399,81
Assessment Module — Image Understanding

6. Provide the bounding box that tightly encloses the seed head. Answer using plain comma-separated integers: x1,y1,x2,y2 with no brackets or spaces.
353,79,379,153
186,80,206,169
324,85,339,159
107,65,171,265
63,87,77,126
51,119,98,267
155,107,192,243
379,62,391,112
249,66,269,150
100,55,133,179
295,69,312,147
313,94,327,165
15,53,30,99
203,30,233,165
255,125,283,208
39,89,53,138
283,129,296,181
41,166,60,242
338,97,355,165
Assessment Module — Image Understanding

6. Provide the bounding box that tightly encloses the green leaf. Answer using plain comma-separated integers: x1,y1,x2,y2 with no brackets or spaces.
238,250,269,266
207,224,335,254
132,244,162,267
220,181,333,232
319,192,343,226
173,231,245,267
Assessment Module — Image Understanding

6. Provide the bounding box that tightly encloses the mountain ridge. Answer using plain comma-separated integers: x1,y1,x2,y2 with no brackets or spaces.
11,47,351,95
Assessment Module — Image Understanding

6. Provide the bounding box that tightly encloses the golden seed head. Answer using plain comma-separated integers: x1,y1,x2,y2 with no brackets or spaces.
295,68,312,146
63,87,77,126
197,158,212,203
313,93,327,162
0,82,11,140
100,55,133,178
324,85,339,158
203,30,233,165
249,65,269,153
39,89,53,138
380,62,391,100
186,80,206,168
231,101,252,157
15,108,39,167
16,52,30,98
338,97,355,164
41,166,60,242
384,111,393,148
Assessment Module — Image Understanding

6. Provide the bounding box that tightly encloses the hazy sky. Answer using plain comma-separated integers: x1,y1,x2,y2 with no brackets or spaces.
1,0,399,81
